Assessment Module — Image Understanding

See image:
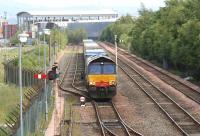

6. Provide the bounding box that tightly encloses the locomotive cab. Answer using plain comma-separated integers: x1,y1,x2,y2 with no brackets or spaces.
86,56,117,99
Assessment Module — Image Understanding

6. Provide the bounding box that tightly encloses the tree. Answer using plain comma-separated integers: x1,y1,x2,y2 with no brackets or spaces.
100,0,200,80
67,28,87,44
10,31,20,45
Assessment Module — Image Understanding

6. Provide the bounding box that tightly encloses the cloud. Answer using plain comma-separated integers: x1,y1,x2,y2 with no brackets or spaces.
3,0,165,23
15,0,165,9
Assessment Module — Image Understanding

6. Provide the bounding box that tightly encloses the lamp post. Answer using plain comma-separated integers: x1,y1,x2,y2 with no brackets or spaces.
18,33,29,136
114,35,118,73
43,28,50,121
53,41,57,62
43,29,51,65
38,31,43,66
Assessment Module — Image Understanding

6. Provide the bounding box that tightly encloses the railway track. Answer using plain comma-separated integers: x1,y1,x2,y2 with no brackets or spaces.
59,45,89,98
59,45,141,136
93,101,142,136
105,48,200,135
100,42,200,105
59,45,89,136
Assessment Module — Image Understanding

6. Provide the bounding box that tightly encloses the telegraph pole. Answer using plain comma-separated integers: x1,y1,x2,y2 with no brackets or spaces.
114,35,118,73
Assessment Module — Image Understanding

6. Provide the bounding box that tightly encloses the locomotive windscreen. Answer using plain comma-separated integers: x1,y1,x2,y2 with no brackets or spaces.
88,63,116,74
103,64,116,74
88,64,101,74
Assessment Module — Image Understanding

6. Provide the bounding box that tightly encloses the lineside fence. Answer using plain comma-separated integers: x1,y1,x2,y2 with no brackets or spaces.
15,82,53,136
0,57,54,135
3,60,41,86
0,82,53,136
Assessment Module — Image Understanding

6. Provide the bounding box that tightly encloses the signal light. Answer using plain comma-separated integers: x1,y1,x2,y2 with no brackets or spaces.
47,70,56,80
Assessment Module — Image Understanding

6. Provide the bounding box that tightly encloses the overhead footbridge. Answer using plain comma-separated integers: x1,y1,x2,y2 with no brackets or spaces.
17,10,118,38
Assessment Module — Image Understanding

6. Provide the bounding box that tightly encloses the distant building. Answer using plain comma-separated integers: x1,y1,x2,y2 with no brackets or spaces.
17,10,118,38
0,17,17,39
3,24,17,39
0,18,7,39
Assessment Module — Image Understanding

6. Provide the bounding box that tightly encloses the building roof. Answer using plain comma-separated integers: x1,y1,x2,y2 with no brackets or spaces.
17,10,118,17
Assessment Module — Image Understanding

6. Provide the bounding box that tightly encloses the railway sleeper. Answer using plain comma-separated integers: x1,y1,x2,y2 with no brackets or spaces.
103,121,122,128
179,124,200,135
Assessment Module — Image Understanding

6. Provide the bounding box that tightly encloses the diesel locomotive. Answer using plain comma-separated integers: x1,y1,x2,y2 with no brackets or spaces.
83,39,117,99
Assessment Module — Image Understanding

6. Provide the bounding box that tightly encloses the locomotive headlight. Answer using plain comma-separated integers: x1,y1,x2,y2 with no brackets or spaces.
109,81,116,85
89,81,95,85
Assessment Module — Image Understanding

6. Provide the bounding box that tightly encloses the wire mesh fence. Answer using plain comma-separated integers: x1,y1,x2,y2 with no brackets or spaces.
3,61,41,87
0,56,54,135
0,82,53,136
15,82,53,136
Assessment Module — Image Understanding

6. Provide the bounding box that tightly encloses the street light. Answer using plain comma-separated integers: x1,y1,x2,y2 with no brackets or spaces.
43,29,51,65
43,28,50,121
18,32,29,136
38,31,43,66
53,41,57,62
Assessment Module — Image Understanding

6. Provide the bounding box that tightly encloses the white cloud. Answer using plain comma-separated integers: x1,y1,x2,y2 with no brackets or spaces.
15,0,165,9
3,0,165,23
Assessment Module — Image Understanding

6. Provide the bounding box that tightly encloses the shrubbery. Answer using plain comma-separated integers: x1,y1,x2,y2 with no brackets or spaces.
100,0,200,80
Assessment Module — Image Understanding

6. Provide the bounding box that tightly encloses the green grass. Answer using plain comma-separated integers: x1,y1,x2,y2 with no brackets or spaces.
0,46,34,124
0,44,62,134
0,83,20,123
11,45,51,70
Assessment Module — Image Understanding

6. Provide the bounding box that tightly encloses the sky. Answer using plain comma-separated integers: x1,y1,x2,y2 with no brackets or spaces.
0,0,166,24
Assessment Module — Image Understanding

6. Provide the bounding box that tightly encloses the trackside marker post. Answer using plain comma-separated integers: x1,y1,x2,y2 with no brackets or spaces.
80,97,86,107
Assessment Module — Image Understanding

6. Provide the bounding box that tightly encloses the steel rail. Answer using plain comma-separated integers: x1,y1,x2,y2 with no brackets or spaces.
101,42,200,135
102,42,200,105
58,46,89,98
93,101,119,136
71,47,87,93
116,55,200,136
111,101,143,136
93,101,106,136
93,101,142,136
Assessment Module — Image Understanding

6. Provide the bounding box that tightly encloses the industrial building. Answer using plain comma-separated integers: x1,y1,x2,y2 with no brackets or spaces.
17,10,118,38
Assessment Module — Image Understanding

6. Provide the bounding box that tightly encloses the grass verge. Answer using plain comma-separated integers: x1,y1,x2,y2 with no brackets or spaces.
0,46,34,123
